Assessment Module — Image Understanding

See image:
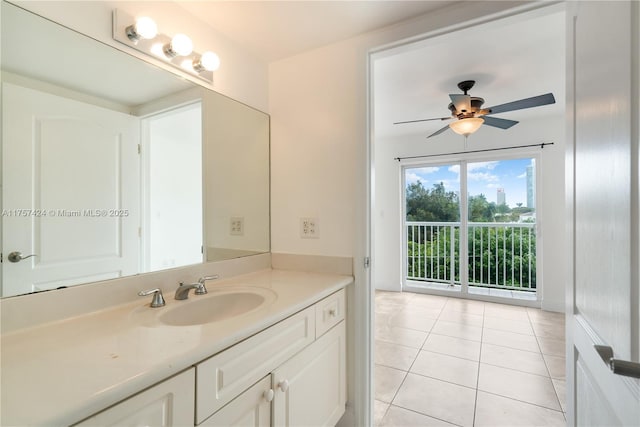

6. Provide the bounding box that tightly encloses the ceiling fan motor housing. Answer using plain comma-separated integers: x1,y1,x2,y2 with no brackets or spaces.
448,97,485,118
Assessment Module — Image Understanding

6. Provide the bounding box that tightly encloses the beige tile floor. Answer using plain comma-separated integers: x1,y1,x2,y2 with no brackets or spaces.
374,290,566,427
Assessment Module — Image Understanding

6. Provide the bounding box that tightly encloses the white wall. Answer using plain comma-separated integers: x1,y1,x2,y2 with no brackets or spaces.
14,1,269,112
374,116,566,312
269,1,533,257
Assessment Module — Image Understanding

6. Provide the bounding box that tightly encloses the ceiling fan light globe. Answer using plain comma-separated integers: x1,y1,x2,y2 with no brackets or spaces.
449,117,484,136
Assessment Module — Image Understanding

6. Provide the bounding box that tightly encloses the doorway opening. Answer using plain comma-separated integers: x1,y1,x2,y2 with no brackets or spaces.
140,102,203,273
368,4,567,425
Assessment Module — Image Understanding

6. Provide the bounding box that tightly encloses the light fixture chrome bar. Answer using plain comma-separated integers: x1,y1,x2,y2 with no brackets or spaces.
112,9,214,84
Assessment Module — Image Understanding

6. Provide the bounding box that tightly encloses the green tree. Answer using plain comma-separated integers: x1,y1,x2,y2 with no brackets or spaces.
467,194,497,222
406,181,459,222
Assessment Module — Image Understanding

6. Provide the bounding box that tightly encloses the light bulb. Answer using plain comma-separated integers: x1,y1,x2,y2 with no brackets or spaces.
449,117,484,136
200,51,220,71
126,17,157,42
134,17,157,39
193,51,220,72
170,34,193,56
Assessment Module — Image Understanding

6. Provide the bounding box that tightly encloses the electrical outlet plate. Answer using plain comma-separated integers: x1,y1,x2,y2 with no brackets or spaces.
230,217,244,236
300,217,319,238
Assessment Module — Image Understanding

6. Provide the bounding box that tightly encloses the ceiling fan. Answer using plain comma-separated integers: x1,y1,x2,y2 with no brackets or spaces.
394,80,556,138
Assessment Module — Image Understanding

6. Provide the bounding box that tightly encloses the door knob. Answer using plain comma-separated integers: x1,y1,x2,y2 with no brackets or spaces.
595,345,640,379
7,251,37,263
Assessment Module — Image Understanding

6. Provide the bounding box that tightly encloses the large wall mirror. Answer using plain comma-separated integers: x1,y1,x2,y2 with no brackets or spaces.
0,1,270,298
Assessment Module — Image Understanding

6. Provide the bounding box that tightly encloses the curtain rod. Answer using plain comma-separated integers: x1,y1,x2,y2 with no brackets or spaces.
394,142,555,162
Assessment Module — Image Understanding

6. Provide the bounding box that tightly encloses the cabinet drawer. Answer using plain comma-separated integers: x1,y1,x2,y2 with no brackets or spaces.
74,369,195,427
196,306,315,424
315,289,345,338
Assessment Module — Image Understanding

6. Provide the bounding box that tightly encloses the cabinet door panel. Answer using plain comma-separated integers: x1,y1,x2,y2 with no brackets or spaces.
200,376,271,427
273,322,346,427
74,369,195,427
197,307,315,423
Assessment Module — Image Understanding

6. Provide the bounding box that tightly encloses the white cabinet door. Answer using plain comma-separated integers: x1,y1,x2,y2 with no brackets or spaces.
74,369,195,427
567,1,640,426
2,82,140,297
200,376,271,427
273,322,346,427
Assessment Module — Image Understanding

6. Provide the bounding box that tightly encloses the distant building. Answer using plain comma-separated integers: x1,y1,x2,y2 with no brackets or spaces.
526,160,536,208
497,188,506,205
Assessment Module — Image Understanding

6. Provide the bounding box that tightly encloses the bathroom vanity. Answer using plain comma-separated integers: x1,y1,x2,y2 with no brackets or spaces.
0,269,351,426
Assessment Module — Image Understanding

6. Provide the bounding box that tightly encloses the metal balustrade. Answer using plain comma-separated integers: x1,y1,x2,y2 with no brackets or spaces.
406,221,536,291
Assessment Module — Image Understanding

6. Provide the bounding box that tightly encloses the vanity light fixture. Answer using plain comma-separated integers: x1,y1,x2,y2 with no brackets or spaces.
113,9,219,84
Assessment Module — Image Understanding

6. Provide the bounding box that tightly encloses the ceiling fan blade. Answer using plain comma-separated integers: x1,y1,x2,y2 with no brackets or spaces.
485,93,556,115
481,116,519,129
427,124,450,138
450,94,471,113
394,117,451,125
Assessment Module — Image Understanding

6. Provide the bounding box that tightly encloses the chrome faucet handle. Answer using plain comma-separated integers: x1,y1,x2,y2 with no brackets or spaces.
138,288,166,308
195,275,219,295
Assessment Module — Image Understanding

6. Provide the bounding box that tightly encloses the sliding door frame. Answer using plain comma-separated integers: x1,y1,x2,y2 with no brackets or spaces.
400,150,542,307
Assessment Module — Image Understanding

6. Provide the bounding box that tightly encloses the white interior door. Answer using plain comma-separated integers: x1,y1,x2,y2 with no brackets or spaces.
2,83,140,296
567,2,640,425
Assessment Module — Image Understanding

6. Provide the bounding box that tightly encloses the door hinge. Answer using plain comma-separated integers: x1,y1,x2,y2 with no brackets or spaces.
138,227,142,238
137,144,141,154
364,257,370,269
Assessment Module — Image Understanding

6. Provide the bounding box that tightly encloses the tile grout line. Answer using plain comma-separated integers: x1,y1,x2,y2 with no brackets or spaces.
375,291,449,425
472,302,486,426
389,402,465,427
528,308,566,416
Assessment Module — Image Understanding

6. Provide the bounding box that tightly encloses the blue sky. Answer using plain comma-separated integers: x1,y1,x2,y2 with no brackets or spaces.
405,158,534,207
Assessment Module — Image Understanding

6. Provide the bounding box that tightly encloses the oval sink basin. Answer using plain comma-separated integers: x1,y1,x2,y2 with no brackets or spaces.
158,288,276,327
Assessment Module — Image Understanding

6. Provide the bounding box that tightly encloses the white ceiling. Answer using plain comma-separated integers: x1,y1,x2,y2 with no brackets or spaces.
373,8,566,140
177,1,565,142
177,1,454,62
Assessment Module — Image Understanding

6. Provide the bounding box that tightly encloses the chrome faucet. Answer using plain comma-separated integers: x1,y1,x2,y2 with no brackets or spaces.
174,275,219,300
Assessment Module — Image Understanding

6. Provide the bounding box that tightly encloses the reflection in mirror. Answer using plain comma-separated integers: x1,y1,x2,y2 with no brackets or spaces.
1,2,270,298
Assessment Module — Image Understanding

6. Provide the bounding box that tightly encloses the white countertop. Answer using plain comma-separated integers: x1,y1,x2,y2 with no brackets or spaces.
0,269,352,426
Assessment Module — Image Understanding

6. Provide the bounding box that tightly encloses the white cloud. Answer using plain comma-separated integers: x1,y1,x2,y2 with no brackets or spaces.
517,172,527,179
448,165,460,174
405,172,424,185
468,171,499,183
406,167,441,186
413,166,440,175
468,161,499,172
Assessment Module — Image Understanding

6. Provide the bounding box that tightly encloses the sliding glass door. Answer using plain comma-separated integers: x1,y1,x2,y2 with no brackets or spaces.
403,156,538,301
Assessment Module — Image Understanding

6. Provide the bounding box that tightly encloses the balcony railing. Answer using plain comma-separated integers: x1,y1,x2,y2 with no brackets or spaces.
406,221,536,292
